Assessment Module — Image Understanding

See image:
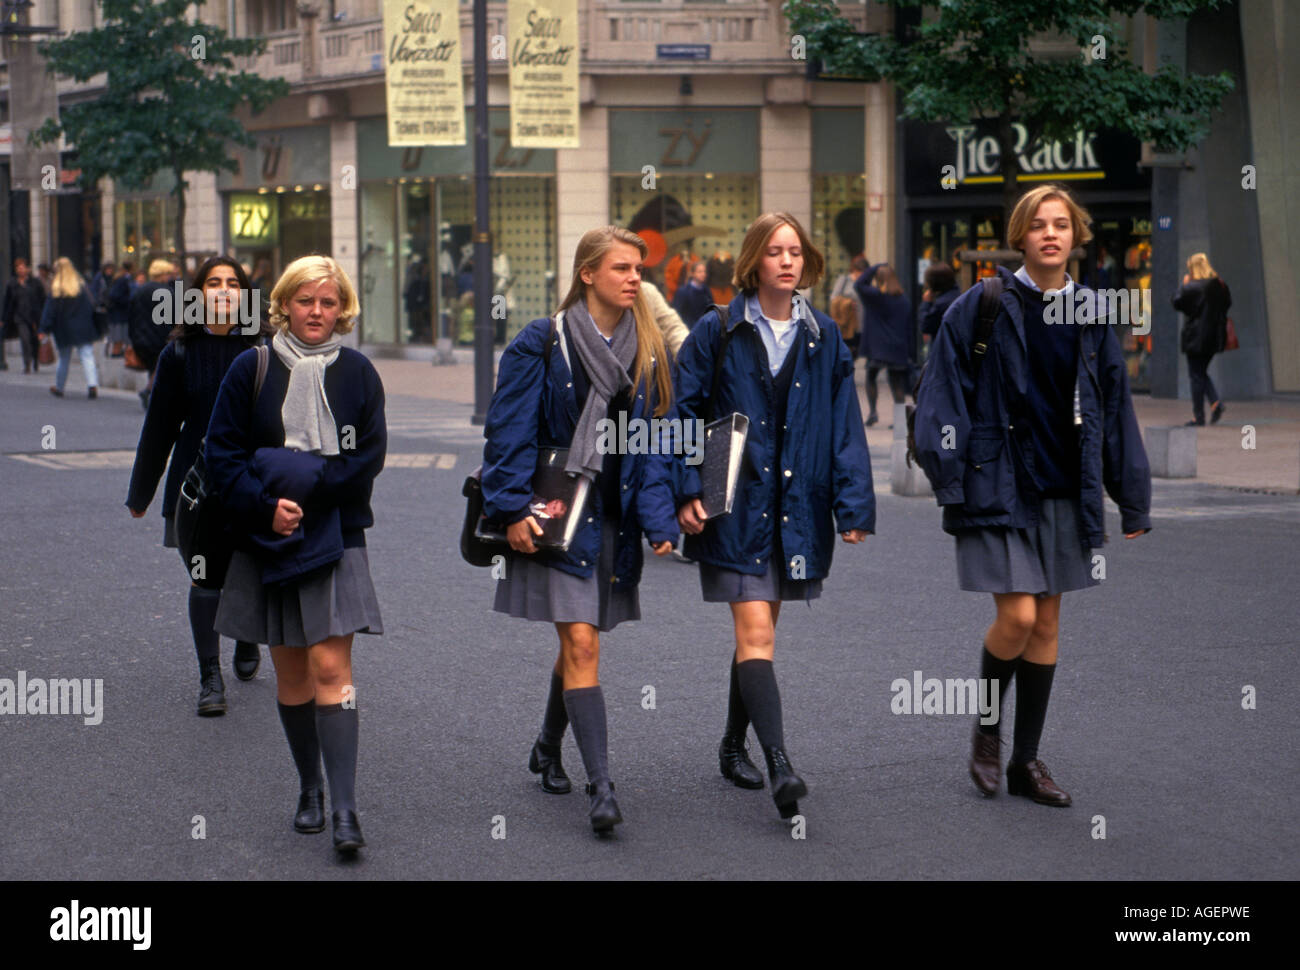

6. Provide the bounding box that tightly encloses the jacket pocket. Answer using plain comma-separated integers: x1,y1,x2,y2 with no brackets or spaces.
963,427,1010,516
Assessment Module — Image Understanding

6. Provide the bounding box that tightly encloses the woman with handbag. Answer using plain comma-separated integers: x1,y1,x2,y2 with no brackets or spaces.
1172,252,1232,426
126,256,267,716
38,258,100,399
673,212,875,821
205,255,386,856
481,226,678,835
912,184,1152,808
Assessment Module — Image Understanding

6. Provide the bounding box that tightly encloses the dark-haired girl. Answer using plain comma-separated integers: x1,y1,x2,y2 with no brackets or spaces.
674,212,875,820
481,226,678,835
126,256,267,716
913,184,1151,806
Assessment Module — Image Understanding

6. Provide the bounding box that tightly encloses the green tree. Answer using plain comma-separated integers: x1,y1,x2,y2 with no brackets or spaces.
784,0,1234,241
32,0,289,262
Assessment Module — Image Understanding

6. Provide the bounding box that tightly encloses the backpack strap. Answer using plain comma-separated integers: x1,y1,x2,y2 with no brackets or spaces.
970,276,1003,379
544,316,557,374
705,304,732,424
253,343,268,401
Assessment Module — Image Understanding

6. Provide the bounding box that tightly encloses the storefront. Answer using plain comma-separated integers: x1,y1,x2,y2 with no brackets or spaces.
811,108,866,311
903,120,1152,386
608,108,760,307
356,111,556,347
114,170,178,270
217,126,333,292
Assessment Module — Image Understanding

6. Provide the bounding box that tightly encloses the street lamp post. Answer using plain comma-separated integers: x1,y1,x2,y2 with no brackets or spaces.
470,0,493,425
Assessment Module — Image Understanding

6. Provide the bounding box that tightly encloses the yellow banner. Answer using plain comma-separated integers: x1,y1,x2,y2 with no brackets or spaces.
507,0,580,149
383,0,466,145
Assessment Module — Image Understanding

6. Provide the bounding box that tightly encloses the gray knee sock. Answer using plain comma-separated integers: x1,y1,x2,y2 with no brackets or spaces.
563,687,609,787
277,699,322,793
538,670,568,747
736,659,785,750
315,703,358,814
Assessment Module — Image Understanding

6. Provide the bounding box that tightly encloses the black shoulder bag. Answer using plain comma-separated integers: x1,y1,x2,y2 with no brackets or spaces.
174,343,268,589
905,277,1003,468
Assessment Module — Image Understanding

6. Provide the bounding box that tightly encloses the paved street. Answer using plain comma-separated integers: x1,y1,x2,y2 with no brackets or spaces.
1,364,1297,880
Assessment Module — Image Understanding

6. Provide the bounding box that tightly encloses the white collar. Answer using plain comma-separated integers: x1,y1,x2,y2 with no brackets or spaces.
1015,265,1075,297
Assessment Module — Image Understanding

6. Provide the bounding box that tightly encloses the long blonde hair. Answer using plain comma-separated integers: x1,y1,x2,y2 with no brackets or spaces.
1186,252,1217,280
50,257,84,299
558,226,673,417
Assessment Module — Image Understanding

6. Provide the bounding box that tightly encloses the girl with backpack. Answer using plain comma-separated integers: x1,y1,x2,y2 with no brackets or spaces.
912,184,1151,807
673,212,875,821
480,226,678,835
126,257,267,716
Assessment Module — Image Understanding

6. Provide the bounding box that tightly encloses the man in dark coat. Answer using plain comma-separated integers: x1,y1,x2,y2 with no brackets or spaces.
1,258,47,373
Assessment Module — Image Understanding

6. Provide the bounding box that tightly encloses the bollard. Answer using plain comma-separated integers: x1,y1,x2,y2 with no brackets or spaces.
1144,425,1197,478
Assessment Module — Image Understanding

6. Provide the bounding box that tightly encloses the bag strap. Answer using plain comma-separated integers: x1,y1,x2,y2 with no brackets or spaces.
544,317,556,375
253,343,268,401
970,276,1003,378
704,304,732,424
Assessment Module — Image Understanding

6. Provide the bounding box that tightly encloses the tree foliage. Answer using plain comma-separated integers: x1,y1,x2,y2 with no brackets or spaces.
33,0,290,259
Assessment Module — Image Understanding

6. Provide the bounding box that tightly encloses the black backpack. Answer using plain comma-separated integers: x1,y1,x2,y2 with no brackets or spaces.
905,277,1004,468
174,343,269,588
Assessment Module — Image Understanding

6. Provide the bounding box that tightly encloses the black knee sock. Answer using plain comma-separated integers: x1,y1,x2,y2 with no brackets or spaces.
977,645,1020,737
277,699,322,793
724,654,749,739
563,687,609,787
315,703,359,814
736,659,785,750
1011,660,1056,765
188,587,221,672
538,670,568,747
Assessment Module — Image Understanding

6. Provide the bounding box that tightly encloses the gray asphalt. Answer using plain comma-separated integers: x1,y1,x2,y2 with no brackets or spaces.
1,372,1297,880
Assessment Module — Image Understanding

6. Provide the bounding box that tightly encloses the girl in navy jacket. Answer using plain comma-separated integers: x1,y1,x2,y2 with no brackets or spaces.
127,257,268,717
674,212,875,820
913,184,1151,808
205,255,387,856
481,226,678,835
855,262,913,425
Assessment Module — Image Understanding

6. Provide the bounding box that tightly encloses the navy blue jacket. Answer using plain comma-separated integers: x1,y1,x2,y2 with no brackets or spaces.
205,346,387,562
126,329,266,519
912,266,1151,547
920,287,959,339
107,274,134,326
39,292,98,348
672,292,875,580
672,281,715,330
481,312,679,587
855,264,913,366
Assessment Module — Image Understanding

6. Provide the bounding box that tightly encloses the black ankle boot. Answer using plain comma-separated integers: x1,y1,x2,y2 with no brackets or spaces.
585,781,622,833
529,738,572,794
332,810,365,853
761,745,807,819
197,661,227,716
719,733,764,789
294,789,325,833
233,641,260,681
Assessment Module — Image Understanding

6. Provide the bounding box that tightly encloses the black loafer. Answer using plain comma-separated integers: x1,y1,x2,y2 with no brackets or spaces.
528,738,572,794
233,641,260,681
585,781,622,833
332,810,366,853
294,789,325,834
719,733,764,789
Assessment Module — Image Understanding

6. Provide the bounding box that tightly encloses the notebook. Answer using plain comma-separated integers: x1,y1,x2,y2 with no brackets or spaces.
475,447,591,552
699,413,750,519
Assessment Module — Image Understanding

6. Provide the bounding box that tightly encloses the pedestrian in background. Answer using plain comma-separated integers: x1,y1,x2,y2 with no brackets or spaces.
855,262,914,426
126,256,268,717
1172,252,1231,426
106,260,136,358
674,212,875,821
639,274,689,356
1,257,46,373
205,255,386,856
913,183,1151,809
129,260,179,409
828,253,867,359
39,258,99,399
919,262,960,356
672,260,715,330
481,226,677,836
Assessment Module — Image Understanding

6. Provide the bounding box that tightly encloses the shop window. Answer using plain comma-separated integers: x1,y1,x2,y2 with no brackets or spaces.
811,173,866,310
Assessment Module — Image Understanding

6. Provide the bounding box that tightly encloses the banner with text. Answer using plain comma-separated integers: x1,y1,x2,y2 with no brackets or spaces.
383,0,466,145
508,0,580,149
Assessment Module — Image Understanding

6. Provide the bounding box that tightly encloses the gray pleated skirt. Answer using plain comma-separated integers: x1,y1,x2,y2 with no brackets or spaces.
493,514,639,632
215,546,384,647
699,559,823,604
955,497,1098,597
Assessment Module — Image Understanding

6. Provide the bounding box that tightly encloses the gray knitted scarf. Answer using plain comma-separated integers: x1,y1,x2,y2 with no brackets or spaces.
272,328,344,455
563,298,637,480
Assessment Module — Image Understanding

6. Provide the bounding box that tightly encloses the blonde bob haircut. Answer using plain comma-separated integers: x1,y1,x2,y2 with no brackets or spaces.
50,257,85,299
148,259,174,281
1186,252,1217,280
268,254,361,335
557,226,673,417
1006,183,1094,253
733,212,824,292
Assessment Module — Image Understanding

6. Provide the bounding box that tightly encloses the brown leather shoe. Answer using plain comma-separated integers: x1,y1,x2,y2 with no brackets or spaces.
1006,759,1072,806
969,730,1002,796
